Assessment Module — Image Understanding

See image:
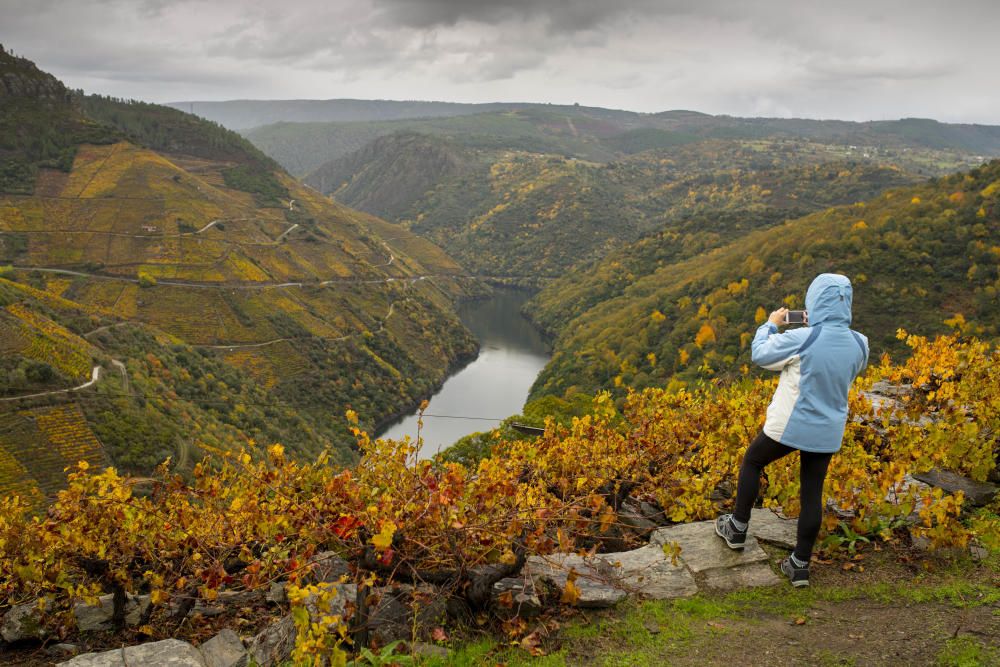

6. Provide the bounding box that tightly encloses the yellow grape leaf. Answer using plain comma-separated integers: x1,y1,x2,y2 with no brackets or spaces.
561,570,582,605
150,589,169,605
371,521,397,550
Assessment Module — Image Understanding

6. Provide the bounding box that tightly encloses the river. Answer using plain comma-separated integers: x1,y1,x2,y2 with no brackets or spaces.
377,288,550,458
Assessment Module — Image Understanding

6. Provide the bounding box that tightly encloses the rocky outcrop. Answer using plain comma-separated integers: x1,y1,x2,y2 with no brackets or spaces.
74,593,151,632
1,600,50,642
199,629,248,667
913,468,998,507
0,47,70,102
58,638,208,666
246,615,296,667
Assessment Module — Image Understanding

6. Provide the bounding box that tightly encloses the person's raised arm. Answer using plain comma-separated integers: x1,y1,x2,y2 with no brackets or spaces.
751,307,805,371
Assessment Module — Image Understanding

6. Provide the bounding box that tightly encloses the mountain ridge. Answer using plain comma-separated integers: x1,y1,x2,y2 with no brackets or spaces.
0,48,480,500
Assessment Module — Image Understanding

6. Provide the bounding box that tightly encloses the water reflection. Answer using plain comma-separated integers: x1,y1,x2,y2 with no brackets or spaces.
377,288,550,458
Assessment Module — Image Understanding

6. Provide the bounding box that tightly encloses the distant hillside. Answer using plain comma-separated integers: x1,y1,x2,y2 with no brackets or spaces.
310,131,468,221
167,98,637,132
244,104,1000,178
0,48,479,499
249,108,627,176
527,160,1000,400
308,133,926,282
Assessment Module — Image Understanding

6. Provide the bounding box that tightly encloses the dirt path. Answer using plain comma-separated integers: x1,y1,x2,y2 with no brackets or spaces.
0,365,101,402
606,598,999,667
544,546,1000,667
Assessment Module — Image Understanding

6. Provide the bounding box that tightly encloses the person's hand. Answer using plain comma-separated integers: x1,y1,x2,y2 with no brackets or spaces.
768,307,788,327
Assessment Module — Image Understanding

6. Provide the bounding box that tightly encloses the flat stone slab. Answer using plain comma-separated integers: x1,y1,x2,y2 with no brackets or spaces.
651,520,769,573
702,561,782,591
525,554,626,608
199,629,247,667
600,544,698,600
74,593,151,632
749,508,798,550
58,639,207,667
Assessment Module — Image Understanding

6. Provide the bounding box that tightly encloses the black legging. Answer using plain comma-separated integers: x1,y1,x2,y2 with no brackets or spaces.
733,431,833,563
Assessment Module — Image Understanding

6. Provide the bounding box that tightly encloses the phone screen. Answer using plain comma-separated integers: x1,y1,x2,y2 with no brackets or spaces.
785,310,807,324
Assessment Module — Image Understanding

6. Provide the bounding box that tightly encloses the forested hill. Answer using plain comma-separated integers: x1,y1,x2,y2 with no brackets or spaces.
0,47,479,502
527,160,1000,401
166,98,634,132
242,105,1000,178
306,132,928,282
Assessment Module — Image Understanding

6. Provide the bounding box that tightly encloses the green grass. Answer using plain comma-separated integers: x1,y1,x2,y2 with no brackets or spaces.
423,572,1000,666
936,636,1000,667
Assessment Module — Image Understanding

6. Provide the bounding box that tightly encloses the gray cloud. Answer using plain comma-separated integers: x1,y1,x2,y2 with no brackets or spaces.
0,0,997,123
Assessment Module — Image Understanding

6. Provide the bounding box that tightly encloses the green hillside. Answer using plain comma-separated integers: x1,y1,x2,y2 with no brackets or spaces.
0,45,118,193
528,161,1000,400
247,104,1000,179
310,131,469,220
311,134,924,282
0,48,480,498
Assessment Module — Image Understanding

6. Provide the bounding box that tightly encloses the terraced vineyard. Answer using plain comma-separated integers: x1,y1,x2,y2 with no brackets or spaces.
0,405,108,502
0,48,480,489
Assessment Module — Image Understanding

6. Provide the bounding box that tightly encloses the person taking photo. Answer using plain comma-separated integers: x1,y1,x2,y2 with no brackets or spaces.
715,273,869,587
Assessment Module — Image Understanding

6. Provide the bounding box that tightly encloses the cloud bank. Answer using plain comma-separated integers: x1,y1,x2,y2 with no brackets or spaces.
2,0,997,122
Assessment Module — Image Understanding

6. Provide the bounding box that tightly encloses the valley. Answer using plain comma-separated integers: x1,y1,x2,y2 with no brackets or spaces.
0,23,998,667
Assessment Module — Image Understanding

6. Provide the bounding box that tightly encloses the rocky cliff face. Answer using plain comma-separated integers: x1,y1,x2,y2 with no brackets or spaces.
0,45,70,103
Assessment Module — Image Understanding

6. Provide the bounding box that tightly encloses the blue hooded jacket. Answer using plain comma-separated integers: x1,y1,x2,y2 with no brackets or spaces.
750,273,869,453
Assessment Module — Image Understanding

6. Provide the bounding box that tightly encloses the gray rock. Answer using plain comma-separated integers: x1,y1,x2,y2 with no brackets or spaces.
247,615,296,667
859,390,903,414
199,628,247,667
265,582,287,605
913,468,998,506
749,508,798,550
411,642,449,659
1,599,49,642
307,551,351,583
405,584,449,629
493,577,543,617
369,590,410,645
190,590,261,618
524,554,626,608
618,501,659,536
869,381,913,397
46,643,83,658
74,593,151,632
638,501,668,525
303,583,356,619
701,562,781,591
651,521,769,573
600,544,698,600
826,498,856,520
970,544,989,561
58,639,207,667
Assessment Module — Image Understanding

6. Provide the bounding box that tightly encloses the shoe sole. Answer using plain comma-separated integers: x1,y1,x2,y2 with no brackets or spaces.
714,522,746,550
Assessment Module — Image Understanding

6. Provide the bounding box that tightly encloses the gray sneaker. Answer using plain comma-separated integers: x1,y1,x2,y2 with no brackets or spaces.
780,557,810,587
714,514,747,550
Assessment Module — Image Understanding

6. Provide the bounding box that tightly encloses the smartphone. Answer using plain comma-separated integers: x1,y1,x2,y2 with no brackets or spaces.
784,310,807,325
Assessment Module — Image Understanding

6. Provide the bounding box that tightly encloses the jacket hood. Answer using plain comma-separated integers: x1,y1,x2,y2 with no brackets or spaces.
805,273,853,326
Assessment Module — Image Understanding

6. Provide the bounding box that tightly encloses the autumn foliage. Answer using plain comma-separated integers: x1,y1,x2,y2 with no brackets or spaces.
0,333,996,661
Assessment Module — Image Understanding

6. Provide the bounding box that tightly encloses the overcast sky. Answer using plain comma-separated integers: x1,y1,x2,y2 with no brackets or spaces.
3,0,999,123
